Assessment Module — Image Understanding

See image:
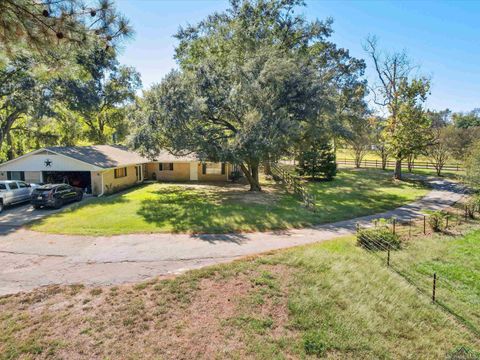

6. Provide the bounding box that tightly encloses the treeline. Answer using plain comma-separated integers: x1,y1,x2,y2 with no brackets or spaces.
343,108,480,176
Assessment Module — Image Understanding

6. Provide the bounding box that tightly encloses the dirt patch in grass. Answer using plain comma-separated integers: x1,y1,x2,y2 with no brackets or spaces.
0,263,294,360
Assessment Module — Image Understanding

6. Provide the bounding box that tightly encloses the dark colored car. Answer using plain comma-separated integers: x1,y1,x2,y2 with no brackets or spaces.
31,184,83,209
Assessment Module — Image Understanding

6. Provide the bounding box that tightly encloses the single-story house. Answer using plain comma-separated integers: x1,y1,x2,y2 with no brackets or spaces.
0,145,235,196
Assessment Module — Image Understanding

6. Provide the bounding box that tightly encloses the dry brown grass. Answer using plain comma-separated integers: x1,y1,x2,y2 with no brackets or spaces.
0,262,292,359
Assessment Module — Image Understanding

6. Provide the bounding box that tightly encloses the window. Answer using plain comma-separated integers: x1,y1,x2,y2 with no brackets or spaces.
18,182,28,188
0,184,6,190
202,162,226,175
7,171,24,181
159,163,174,171
9,182,18,190
114,167,127,178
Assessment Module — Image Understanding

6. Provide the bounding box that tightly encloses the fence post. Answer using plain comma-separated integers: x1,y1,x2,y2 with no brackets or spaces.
432,273,437,303
392,218,396,235
356,222,360,233
387,248,390,267
423,216,426,235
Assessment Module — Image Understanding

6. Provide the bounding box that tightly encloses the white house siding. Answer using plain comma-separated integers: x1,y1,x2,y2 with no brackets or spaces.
0,153,98,172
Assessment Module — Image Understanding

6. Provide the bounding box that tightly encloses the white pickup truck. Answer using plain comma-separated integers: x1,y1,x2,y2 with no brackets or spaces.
0,180,36,213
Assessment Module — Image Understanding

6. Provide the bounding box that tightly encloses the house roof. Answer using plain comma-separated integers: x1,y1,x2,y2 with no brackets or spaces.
44,145,150,169
153,150,198,162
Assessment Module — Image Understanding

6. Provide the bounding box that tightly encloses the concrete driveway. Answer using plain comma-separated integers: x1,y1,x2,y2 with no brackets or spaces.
0,202,59,234
0,177,466,296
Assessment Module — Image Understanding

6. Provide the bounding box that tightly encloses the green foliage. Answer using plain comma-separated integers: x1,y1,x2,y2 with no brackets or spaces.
357,227,401,251
425,210,447,232
58,43,142,144
0,0,132,56
465,141,480,191
453,109,480,129
297,141,337,180
365,37,432,178
133,0,365,191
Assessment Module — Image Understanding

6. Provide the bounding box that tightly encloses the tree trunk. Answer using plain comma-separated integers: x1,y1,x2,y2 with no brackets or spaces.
6,132,15,160
394,159,402,180
381,153,388,170
239,163,262,191
263,160,271,175
407,154,414,173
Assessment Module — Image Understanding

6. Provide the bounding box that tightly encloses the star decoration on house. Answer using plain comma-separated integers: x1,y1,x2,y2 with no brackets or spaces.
44,159,52,167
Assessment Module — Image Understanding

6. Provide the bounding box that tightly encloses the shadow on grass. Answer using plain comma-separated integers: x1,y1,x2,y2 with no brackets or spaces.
136,187,314,235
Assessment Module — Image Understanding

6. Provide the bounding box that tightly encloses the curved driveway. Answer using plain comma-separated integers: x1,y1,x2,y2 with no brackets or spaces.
0,177,465,295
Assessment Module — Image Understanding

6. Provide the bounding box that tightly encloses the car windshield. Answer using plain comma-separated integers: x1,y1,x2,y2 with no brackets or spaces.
37,185,56,191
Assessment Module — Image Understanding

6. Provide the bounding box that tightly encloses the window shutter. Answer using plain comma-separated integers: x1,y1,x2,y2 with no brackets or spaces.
124,167,127,177
202,163,207,175
159,163,163,171
221,163,226,175
170,163,174,171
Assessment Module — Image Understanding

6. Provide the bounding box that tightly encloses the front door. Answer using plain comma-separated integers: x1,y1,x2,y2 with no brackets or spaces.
135,165,143,182
189,162,198,181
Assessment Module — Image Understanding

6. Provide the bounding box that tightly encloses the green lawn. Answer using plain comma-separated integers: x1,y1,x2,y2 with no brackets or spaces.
29,169,428,235
1,235,478,359
390,227,480,333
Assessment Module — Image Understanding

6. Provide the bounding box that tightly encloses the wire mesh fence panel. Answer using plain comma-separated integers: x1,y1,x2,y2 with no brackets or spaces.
356,207,480,337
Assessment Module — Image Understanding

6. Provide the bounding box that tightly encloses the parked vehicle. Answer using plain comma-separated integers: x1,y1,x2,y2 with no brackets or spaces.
31,184,83,209
0,180,35,213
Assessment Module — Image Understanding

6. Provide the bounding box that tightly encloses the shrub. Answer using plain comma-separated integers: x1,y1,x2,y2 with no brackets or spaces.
357,227,401,251
296,141,337,181
466,195,480,219
427,211,446,232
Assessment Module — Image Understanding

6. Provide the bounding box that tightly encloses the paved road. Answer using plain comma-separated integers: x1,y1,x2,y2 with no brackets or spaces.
0,177,466,295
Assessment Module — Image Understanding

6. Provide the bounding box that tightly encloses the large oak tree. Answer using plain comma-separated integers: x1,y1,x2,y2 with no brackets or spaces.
133,0,365,191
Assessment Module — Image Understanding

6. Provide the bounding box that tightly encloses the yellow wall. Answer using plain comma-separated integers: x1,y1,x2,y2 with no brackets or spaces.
146,162,191,182
92,165,141,195
145,161,232,182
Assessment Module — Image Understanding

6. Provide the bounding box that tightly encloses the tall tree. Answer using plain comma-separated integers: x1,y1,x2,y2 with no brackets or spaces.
371,116,389,170
0,54,55,159
0,0,131,56
59,44,141,143
133,0,364,191
364,36,431,179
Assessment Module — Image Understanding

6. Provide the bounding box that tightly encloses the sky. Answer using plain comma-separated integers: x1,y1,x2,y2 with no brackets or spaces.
116,0,480,113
